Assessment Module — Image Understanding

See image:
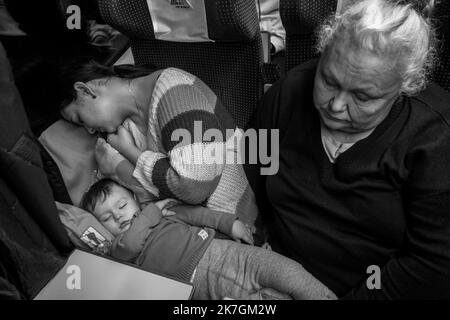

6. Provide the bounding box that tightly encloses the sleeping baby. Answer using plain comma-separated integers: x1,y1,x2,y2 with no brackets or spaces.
81,178,337,300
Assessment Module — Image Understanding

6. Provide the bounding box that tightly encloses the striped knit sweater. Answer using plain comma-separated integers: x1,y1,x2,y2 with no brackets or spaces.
130,68,258,226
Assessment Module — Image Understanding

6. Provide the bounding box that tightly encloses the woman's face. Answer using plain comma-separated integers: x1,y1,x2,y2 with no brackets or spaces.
61,80,131,134
313,41,402,134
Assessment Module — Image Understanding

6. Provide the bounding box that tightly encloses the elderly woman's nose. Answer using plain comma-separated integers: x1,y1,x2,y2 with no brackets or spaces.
329,92,348,113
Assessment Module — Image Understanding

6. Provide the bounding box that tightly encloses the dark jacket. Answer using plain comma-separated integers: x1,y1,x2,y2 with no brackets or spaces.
0,41,73,299
111,203,236,282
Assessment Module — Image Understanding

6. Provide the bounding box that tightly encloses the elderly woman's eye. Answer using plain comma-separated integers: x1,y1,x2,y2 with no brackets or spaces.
323,77,337,88
354,93,371,102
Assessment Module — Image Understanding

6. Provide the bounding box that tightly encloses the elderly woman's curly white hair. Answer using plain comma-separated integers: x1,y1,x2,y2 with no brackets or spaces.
317,0,438,96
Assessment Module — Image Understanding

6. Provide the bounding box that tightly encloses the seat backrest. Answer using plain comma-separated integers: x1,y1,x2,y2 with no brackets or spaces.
432,0,450,92
280,0,337,72
281,0,450,93
98,0,263,129
0,41,73,299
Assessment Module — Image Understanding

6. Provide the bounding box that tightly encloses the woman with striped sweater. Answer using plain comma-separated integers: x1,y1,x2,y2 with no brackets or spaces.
59,61,258,226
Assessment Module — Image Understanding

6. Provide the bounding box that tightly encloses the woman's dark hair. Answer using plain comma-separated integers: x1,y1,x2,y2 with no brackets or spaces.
59,59,158,110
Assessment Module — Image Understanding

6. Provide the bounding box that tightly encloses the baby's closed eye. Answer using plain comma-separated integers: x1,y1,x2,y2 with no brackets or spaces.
119,201,127,209
101,213,112,222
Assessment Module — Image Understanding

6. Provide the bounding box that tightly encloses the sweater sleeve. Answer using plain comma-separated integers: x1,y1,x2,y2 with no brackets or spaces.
169,205,236,237
342,125,450,299
133,68,231,204
110,204,162,261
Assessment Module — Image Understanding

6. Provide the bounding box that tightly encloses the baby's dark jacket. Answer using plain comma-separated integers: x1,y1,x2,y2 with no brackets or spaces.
110,203,236,282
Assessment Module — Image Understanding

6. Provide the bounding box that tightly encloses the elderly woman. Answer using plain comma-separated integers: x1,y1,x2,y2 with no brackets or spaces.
59,63,258,225
248,0,450,299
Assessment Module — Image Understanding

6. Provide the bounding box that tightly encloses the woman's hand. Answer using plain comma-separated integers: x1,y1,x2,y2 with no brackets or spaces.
107,125,135,154
107,126,142,165
95,138,126,180
231,220,254,245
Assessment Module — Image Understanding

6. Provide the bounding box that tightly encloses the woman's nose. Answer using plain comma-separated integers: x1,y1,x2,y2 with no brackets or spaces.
328,92,348,113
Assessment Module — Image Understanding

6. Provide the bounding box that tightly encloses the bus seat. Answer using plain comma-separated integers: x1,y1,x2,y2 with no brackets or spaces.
280,0,337,73
98,0,264,129
280,0,450,93
433,0,450,93
0,41,73,299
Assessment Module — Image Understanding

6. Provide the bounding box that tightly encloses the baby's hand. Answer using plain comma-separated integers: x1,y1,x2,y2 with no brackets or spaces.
155,198,179,210
161,208,176,216
231,220,254,245
155,198,179,216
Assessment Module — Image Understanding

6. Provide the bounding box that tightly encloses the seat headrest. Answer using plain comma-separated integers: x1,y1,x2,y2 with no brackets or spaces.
99,0,259,42
280,0,337,35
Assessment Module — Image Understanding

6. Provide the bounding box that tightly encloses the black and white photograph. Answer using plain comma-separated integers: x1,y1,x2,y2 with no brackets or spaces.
0,0,449,312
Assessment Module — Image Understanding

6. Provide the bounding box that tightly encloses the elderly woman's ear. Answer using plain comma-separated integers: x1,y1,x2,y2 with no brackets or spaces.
73,81,97,99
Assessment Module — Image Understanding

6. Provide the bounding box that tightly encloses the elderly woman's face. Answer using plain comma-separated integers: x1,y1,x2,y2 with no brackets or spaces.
313,42,402,134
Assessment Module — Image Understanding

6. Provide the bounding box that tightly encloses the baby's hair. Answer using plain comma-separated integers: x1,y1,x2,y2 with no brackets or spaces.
80,178,120,213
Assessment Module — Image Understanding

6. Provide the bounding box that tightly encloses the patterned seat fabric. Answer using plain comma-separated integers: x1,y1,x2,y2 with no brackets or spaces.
432,1,450,93
262,62,281,85
281,0,449,93
98,0,264,129
280,0,337,72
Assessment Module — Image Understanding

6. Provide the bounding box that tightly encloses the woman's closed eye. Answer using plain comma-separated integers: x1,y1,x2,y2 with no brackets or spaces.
72,115,84,126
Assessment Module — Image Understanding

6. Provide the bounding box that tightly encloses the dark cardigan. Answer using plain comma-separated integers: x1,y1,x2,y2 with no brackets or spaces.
246,60,450,299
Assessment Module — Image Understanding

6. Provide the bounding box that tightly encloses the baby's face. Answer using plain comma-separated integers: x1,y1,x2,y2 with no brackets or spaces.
92,184,140,236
